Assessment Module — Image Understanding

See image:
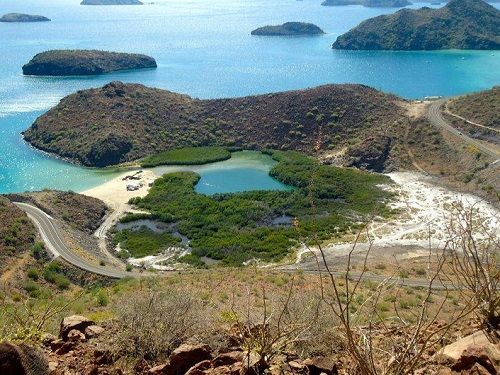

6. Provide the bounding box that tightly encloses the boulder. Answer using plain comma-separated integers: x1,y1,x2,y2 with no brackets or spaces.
212,351,244,367
437,331,497,361
451,345,499,374
169,344,212,374
148,364,171,374
59,315,95,340
85,325,105,339
0,342,49,375
185,360,212,375
67,329,86,342
303,356,339,375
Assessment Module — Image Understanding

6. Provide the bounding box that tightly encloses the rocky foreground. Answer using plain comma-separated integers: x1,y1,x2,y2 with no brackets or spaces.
332,0,500,50
22,50,157,76
1,314,499,374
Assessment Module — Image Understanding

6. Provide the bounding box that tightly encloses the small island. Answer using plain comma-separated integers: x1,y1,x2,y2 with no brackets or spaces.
81,0,143,4
22,50,157,76
322,0,411,7
0,13,50,22
251,22,325,36
332,0,500,50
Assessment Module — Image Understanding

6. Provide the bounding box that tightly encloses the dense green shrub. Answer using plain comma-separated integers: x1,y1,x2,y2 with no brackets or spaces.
141,146,231,168
121,151,392,266
114,227,181,258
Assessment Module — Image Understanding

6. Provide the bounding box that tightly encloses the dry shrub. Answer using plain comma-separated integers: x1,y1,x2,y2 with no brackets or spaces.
445,202,499,333
113,284,208,361
228,276,329,369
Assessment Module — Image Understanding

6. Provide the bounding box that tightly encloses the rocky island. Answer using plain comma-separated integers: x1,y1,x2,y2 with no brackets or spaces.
332,0,500,50
22,50,157,76
0,13,50,22
81,0,143,4
251,22,325,36
322,0,411,7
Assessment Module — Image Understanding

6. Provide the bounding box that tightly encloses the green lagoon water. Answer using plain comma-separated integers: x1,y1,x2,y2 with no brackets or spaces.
151,151,292,195
0,0,499,194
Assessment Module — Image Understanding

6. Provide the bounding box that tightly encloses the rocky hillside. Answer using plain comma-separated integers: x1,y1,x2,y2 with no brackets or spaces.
251,22,325,36
7,191,108,234
0,197,35,275
22,50,156,76
0,13,50,22
23,81,406,168
448,87,499,131
332,0,500,50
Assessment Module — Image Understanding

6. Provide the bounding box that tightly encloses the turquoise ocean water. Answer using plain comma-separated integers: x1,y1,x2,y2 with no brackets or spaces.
0,0,498,193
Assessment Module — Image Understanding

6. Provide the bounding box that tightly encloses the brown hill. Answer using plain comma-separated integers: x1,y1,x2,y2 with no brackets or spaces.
24,82,406,168
0,197,36,276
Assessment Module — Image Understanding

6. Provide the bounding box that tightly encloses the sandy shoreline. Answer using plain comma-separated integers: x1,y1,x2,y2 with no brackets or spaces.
82,168,157,207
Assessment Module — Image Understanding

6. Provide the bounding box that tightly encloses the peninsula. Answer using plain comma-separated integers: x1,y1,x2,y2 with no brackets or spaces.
251,22,325,36
332,0,500,50
22,50,157,76
23,81,404,168
0,13,50,22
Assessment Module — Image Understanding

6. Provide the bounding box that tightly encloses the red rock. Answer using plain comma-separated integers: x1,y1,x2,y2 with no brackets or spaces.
60,315,95,340
94,349,113,366
85,325,105,339
148,364,171,375
169,344,212,374
67,329,86,342
451,346,498,374
185,360,212,375
54,342,75,356
212,351,243,367
303,357,338,375
0,342,49,375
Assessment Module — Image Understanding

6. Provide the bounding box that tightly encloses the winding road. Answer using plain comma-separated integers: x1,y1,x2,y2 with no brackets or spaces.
14,99,487,288
15,202,455,289
14,202,130,279
427,99,500,161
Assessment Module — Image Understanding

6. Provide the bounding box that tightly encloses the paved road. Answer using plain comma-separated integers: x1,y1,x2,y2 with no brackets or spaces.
14,202,130,279
280,268,453,290
427,99,500,161
16,202,453,289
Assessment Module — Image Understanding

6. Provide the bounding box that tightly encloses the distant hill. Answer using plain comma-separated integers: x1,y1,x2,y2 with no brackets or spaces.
322,0,411,7
0,13,50,22
81,0,143,4
22,50,157,76
332,0,500,50
251,22,325,36
23,81,405,169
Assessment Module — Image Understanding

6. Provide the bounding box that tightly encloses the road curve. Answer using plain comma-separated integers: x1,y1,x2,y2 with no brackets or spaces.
15,202,456,289
14,202,130,279
427,99,500,161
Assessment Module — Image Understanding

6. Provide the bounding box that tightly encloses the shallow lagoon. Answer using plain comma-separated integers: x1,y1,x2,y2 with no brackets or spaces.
0,0,498,194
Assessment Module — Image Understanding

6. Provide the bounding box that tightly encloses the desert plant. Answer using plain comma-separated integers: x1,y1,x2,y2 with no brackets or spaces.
113,282,206,361
445,202,499,333
228,275,324,373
